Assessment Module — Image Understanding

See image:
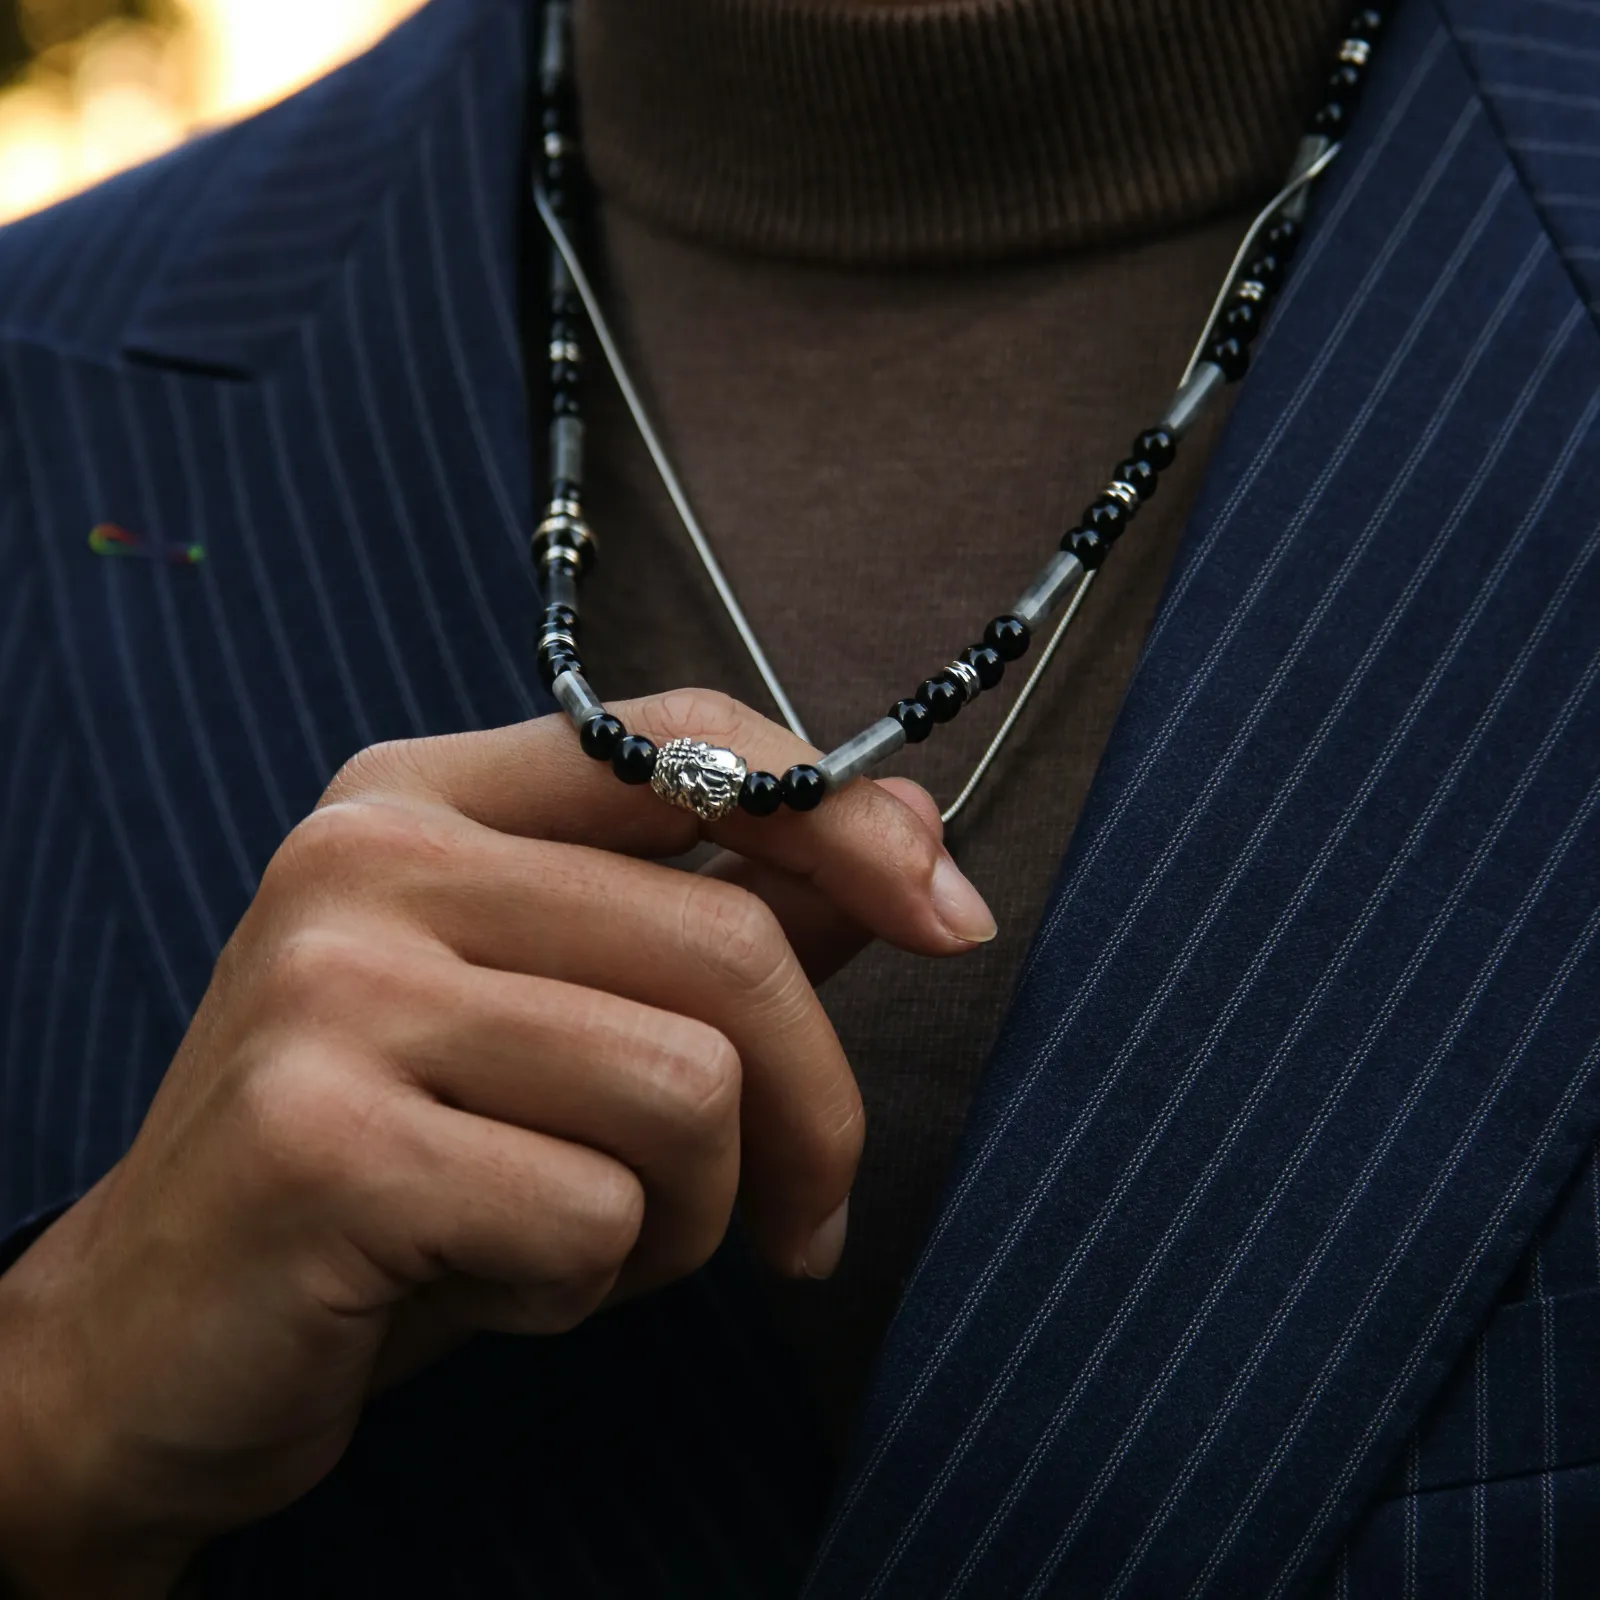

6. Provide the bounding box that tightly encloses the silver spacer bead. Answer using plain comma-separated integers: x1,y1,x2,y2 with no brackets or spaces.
540,544,584,582
549,497,582,521
539,629,578,655
1236,279,1267,303
549,340,582,365
543,131,575,159
650,738,749,822
1104,480,1140,510
945,658,982,702
1338,37,1371,65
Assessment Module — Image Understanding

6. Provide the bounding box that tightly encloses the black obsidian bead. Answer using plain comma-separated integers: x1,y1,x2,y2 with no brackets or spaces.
917,677,964,724
1087,498,1130,541
892,697,935,742
580,713,624,760
1133,426,1177,472
542,602,578,633
550,360,579,391
1223,299,1262,342
1265,219,1301,259
739,770,784,816
1114,458,1158,501
1310,100,1349,137
1347,7,1383,39
1328,62,1364,99
1063,525,1110,570
613,735,657,785
1209,337,1252,382
961,645,1005,690
551,292,580,322
984,615,1031,661
552,388,582,417
551,479,582,505
781,765,826,811
1251,251,1288,293
541,104,563,134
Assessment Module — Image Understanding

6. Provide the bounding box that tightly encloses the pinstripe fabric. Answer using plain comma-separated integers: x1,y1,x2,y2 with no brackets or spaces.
809,3,1600,1595
2,0,1599,1594
1447,0,1600,314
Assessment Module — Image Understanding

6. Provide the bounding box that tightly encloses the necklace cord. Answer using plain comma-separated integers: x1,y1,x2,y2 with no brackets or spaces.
533,185,814,744
1179,142,1341,387
535,137,1343,825
941,569,1097,827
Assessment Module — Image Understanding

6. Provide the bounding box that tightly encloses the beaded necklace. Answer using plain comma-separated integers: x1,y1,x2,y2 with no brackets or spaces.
530,3,1394,825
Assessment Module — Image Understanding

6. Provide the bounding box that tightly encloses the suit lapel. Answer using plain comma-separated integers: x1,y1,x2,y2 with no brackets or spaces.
2,0,544,1025
811,3,1600,1596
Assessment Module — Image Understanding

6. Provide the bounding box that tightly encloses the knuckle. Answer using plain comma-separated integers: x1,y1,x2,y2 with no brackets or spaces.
678,878,788,998
236,1053,386,1205
567,1167,646,1280
261,923,389,1017
644,687,746,747
321,740,424,806
652,1020,742,1145
269,799,451,895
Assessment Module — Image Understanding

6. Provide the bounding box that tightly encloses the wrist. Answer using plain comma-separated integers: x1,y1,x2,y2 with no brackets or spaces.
0,1206,189,1599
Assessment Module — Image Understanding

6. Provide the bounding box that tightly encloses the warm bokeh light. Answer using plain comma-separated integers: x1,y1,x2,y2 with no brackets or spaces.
0,0,425,223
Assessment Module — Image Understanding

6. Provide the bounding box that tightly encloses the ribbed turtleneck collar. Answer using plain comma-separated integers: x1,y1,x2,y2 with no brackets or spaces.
574,0,1347,264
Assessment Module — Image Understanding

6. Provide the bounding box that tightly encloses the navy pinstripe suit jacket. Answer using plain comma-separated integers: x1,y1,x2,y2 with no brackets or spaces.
3,0,1600,1594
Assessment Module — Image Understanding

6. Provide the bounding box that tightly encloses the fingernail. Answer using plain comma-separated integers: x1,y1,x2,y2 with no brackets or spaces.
931,855,997,945
804,1198,850,1280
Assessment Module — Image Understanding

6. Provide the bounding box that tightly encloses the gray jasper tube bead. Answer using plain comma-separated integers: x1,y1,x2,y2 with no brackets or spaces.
1012,550,1086,632
817,717,908,791
551,416,585,485
552,668,605,728
1160,360,1227,438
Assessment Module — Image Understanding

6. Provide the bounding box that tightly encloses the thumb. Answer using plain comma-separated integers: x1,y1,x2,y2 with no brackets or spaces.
702,778,979,984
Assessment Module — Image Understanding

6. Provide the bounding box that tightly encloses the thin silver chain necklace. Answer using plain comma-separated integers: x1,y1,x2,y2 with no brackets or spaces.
528,2,1386,828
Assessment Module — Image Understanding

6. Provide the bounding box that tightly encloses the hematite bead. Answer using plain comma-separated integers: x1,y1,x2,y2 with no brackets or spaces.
917,677,964,723
551,478,581,505
1087,499,1130,540
1348,7,1384,38
542,603,578,633
613,735,657,785
739,770,784,816
552,389,582,417
984,615,1031,661
1114,458,1158,501
1223,299,1262,342
891,697,934,743
961,645,1005,690
1063,525,1110,570
781,765,826,811
1209,337,1252,382
1133,426,1176,471
580,713,624,760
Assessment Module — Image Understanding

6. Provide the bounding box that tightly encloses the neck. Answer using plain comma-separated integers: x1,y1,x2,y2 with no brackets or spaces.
575,0,1349,264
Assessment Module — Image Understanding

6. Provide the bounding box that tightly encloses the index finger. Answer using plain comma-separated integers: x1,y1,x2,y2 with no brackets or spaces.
325,688,997,956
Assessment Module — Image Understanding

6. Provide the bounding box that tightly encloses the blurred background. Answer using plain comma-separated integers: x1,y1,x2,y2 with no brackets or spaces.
0,0,424,223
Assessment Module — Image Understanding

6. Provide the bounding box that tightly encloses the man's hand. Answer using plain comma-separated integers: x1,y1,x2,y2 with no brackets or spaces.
0,691,994,1597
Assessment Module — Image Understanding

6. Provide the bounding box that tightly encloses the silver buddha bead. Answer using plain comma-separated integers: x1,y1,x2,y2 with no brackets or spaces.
649,738,749,822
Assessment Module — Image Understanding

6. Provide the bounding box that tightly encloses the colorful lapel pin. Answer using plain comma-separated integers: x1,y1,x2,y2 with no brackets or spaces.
89,524,206,566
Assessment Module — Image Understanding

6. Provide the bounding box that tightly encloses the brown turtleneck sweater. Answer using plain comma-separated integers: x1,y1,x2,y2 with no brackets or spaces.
570,0,1344,1446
